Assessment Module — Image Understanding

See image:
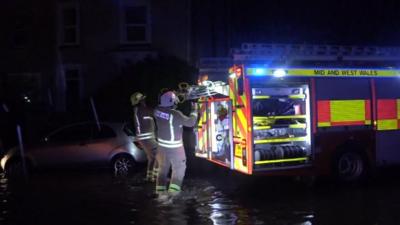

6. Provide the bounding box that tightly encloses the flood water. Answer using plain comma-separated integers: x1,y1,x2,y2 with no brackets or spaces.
1,161,400,225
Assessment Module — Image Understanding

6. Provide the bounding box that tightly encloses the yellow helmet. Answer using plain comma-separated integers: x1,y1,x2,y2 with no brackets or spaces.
130,92,146,106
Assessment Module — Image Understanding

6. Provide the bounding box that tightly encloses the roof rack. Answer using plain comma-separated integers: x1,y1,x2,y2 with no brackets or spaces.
232,43,400,62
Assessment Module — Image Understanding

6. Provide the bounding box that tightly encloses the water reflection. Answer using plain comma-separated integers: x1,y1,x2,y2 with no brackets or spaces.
209,198,239,225
1,170,400,225
0,174,9,224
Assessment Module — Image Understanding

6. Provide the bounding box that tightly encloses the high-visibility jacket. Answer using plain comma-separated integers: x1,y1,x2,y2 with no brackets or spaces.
133,105,156,141
154,107,197,149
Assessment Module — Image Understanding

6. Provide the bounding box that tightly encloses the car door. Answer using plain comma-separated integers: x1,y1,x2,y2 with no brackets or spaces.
32,124,92,167
76,124,119,166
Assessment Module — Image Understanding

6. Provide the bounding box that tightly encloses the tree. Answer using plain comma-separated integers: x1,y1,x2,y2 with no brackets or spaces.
95,56,197,121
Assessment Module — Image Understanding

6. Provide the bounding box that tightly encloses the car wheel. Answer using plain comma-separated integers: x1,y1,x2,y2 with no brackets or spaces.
334,150,366,182
112,155,135,177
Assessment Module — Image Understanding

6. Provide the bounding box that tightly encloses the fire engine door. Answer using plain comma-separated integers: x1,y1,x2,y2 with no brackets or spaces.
209,99,233,167
195,101,209,158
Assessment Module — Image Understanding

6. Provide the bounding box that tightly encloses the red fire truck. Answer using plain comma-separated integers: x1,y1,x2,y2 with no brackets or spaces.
194,46,400,181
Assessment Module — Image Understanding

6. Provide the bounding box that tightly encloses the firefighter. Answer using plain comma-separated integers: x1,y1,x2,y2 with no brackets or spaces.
153,91,198,201
130,92,158,182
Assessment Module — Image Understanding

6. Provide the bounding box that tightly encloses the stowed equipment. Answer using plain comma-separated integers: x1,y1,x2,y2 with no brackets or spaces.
161,80,229,103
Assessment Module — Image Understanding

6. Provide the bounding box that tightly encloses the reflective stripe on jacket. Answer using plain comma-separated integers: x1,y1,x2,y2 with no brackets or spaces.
133,105,156,140
154,107,197,149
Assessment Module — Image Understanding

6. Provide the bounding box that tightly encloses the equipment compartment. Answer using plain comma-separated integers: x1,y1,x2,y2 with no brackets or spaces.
252,85,312,170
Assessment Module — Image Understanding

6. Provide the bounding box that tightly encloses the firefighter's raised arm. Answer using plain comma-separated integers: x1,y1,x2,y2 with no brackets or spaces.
176,102,198,127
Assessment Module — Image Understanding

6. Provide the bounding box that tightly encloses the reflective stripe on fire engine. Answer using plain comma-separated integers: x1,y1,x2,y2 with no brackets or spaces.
377,99,400,130
317,99,371,127
229,77,249,173
253,96,270,100
253,123,307,130
254,136,307,144
246,68,400,77
157,138,183,148
254,115,306,120
255,157,308,165
252,94,305,100
197,102,208,151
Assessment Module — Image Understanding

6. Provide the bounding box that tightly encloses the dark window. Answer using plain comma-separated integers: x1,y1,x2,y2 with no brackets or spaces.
59,4,79,45
126,6,146,24
124,5,148,42
63,8,77,26
12,13,31,48
126,26,146,42
92,125,116,140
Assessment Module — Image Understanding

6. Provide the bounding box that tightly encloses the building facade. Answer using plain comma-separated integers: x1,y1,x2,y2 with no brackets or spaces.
1,0,192,112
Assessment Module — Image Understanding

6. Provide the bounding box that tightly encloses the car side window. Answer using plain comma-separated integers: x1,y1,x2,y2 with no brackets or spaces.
48,125,92,143
92,125,116,140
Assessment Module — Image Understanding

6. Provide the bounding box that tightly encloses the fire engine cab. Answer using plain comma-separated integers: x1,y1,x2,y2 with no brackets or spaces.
194,43,400,181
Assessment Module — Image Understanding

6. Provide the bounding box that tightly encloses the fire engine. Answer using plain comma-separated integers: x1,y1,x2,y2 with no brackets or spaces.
191,43,400,181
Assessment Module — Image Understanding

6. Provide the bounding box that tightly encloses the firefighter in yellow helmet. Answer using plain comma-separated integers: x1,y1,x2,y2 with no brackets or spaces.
153,91,198,202
130,92,158,182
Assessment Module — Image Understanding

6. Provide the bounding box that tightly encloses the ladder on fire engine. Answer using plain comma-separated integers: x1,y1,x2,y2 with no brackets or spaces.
231,43,400,62
177,80,229,101
199,43,400,78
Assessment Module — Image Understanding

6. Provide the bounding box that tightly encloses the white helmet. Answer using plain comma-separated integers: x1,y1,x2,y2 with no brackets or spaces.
160,91,179,107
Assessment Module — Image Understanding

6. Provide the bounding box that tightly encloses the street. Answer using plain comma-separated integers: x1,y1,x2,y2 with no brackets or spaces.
1,160,400,225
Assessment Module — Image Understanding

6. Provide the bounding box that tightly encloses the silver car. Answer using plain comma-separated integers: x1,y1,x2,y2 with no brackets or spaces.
0,122,146,177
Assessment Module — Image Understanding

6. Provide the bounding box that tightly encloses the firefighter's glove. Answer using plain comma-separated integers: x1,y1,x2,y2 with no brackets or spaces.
191,102,198,112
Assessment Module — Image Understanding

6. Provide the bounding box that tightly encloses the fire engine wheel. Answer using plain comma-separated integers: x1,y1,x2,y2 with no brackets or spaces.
334,151,366,182
112,155,135,177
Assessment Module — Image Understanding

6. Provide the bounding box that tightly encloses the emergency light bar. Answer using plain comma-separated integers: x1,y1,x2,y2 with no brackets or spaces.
246,67,400,78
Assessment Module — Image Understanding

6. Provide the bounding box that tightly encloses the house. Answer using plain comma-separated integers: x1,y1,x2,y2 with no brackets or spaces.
0,0,193,112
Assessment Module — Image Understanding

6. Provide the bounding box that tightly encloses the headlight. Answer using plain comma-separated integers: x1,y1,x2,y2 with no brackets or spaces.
0,155,8,170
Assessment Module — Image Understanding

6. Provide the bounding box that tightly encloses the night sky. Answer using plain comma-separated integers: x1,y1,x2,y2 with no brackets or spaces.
226,0,400,46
